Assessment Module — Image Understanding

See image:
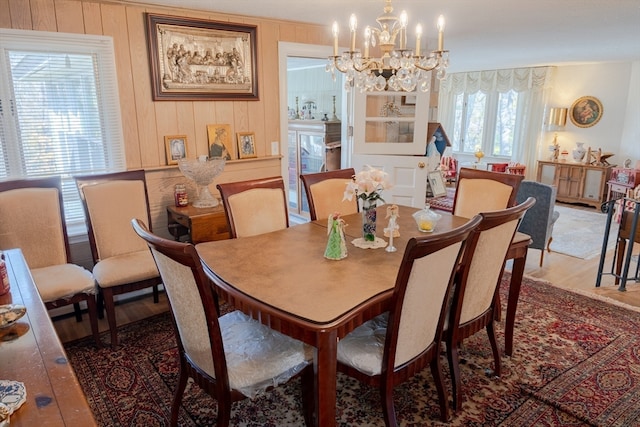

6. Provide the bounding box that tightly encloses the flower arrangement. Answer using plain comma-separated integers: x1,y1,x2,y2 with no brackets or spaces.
343,165,393,204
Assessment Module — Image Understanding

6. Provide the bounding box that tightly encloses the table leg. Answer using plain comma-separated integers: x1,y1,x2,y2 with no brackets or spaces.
505,247,527,356
314,330,338,427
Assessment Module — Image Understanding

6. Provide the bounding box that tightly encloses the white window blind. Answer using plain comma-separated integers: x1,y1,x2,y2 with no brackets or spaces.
0,29,126,236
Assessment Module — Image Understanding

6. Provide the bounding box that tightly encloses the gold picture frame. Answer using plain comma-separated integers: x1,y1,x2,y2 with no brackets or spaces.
236,132,257,159
165,135,188,165
569,96,603,128
207,124,235,160
146,13,259,101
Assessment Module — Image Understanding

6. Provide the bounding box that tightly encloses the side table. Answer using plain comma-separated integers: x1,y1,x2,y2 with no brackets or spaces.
166,204,230,244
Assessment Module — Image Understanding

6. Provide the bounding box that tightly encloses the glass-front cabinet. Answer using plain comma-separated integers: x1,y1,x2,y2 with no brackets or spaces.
288,120,341,217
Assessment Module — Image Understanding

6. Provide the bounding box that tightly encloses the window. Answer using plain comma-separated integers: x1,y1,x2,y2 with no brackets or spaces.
0,29,125,236
451,89,519,157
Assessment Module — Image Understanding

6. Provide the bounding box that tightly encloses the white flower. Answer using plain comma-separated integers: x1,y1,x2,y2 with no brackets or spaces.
343,165,393,203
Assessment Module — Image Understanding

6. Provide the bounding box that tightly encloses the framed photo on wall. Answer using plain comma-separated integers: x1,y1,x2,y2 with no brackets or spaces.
207,124,235,160
569,96,603,128
236,132,257,159
146,13,259,101
165,135,188,165
427,171,447,198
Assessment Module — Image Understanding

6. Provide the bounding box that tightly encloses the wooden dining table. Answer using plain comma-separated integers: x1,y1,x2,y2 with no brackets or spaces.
196,205,530,427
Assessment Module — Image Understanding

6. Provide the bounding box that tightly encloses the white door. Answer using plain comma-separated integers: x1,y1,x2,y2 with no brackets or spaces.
352,154,428,208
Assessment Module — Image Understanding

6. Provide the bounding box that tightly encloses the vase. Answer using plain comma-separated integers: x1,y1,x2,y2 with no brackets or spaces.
361,199,377,242
572,142,586,162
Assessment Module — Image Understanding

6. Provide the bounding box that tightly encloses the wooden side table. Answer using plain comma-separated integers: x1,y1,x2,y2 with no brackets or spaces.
166,204,230,244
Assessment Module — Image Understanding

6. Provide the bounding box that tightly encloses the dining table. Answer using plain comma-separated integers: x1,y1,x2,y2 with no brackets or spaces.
196,205,530,427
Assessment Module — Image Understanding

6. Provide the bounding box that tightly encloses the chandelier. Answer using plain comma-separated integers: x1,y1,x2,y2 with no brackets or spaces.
326,0,449,92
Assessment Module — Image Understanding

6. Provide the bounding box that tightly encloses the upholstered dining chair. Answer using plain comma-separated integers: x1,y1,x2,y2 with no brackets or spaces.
217,176,289,238
75,170,161,348
131,219,315,427
300,168,358,221
336,215,482,425
452,167,524,219
516,180,560,266
444,197,535,412
0,177,101,347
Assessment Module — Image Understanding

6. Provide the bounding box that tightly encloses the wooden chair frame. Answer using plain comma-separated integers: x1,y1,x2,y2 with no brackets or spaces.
300,168,357,221
0,176,101,347
452,167,524,217
75,170,161,348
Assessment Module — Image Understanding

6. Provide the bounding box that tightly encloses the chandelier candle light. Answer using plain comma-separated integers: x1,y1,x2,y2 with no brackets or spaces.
327,0,449,92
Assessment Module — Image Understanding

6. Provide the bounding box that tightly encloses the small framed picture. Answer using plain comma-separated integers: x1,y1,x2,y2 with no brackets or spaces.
428,171,447,198
207,124,235,160
236,132,257,159
165,135,188,165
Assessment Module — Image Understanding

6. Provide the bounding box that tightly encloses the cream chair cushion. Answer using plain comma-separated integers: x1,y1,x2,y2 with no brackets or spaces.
150,248,313,398
0,188,67,268
81,180,149,259
309,179,358,220
92,250,159,288
454,178,514,219
227,188,287,238
31,264,96,302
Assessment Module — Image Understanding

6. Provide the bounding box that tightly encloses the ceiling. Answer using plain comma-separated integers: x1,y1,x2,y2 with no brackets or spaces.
129,0,640,73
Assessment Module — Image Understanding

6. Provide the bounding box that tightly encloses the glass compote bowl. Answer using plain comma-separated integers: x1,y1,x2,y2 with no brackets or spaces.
178,157,226,208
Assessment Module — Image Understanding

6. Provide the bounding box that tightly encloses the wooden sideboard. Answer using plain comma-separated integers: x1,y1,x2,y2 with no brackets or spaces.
166,204,230,244
537,160,613,209
0,249,97,426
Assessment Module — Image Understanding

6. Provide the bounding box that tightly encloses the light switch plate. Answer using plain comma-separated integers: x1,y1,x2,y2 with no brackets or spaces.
271,141,279,155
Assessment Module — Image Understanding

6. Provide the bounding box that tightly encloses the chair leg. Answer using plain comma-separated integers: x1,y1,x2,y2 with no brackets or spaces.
446,338,463,412
102,287,118,348
153,284,159,304
73,302,83,322
486,321,501,377
96,290,105,319
170,362,189,427
430,357,450,422
380,376,397,427
85,293,102,348
539,249,544,267
546,236,553,252
301,364,315,427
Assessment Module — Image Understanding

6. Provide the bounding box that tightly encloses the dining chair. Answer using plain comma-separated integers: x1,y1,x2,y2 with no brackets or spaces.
0,177,101,347
336,215,482,425
131,219,315,427
452,167,524,219
300,168,358,221
75,170,161,348
217,176,289,238
444,197,535,412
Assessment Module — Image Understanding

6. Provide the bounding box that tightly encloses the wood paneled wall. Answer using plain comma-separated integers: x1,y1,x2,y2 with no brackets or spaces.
1,0,341,239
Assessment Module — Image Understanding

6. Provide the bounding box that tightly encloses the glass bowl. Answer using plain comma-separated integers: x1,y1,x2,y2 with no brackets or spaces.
412,205,442,233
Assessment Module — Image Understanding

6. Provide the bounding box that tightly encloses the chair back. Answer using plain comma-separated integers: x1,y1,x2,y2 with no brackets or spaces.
0,177,69,268
300,168,357,221
217,176,289,238
453,167,524,219
516,180,558,252
452,197,535,328
131,219,224,380
386,215,481,370
75,171,152,262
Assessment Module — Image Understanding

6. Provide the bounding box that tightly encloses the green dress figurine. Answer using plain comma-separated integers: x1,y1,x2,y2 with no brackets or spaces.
324,212,348,260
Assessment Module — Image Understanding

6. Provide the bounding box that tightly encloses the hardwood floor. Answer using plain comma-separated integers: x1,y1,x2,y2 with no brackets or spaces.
52,208,640,344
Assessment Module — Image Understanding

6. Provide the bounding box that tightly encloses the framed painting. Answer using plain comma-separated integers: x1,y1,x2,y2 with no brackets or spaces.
569,96,603,128
428,171,447,198
207,124,235,160
146,13,258,101
236,132,257,159
165,135,188,165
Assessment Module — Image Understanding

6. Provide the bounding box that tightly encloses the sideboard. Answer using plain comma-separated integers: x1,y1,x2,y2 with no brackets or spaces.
536,160,613,209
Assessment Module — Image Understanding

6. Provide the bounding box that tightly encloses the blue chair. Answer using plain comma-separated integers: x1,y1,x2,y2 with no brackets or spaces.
516,180,560,266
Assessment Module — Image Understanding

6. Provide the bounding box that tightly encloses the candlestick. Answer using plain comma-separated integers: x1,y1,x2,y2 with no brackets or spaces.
349,14,357,51
437,15,445,51
399,11,407,50
415,24,422,56
364,26,371,58
332,22,339,56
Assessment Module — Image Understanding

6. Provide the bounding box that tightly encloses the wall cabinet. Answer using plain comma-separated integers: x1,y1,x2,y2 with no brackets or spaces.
288,120,341,217
537,160,612,209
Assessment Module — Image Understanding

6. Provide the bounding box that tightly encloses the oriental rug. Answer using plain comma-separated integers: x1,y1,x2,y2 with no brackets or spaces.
65,274,640,426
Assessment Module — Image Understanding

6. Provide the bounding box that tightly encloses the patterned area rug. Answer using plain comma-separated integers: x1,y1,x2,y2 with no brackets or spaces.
549,204,619,260
65,274,640,426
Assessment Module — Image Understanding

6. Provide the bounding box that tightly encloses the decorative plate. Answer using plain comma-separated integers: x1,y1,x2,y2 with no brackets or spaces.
0,305,26,329
0,380,27,415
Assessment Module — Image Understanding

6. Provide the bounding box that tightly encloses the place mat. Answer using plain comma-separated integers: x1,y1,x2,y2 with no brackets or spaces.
351,237,388,249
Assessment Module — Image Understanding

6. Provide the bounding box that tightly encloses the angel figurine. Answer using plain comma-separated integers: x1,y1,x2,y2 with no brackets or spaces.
324,212,348,260
383,205,400,238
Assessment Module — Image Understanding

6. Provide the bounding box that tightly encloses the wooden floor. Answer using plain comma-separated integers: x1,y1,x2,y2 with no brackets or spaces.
53,210,640,344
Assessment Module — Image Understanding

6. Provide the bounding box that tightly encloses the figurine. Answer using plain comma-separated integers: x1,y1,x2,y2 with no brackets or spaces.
383,205,400,238
324,212,347,260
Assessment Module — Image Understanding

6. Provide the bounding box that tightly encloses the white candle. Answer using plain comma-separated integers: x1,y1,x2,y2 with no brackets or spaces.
415,24,422,56
437,15,445,51
364,26,371,57
332,22,339,56
399,11,408,50
349,14,357,52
